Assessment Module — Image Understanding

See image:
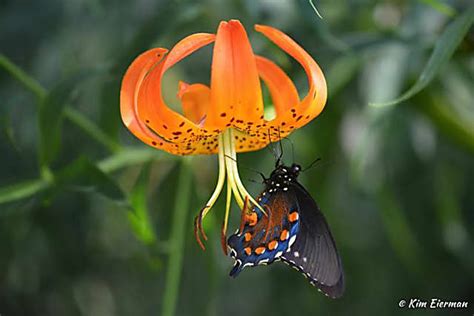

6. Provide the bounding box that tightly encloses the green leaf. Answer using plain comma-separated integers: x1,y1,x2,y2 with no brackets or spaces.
418,0,456,17
370,6,474,107
127,162,156,245
0,179,48,205
39,70,103,168
55,157,126,202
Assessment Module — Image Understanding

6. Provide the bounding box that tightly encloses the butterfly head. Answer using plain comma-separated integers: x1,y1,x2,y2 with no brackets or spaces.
268,163,301,182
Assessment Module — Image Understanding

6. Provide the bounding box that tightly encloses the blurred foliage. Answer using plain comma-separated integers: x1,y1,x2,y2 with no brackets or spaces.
1,0,473,316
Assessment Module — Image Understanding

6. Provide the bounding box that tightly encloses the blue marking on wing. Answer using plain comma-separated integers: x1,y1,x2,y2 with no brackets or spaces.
228,211,300,277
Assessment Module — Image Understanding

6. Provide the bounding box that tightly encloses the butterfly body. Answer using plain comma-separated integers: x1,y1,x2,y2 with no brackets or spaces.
227,163,345,298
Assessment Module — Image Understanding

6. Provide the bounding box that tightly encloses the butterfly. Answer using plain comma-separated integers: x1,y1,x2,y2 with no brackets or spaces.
227,162,345,298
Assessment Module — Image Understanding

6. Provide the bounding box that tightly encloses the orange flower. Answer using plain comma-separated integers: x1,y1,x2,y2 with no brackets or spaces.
120,19,327,252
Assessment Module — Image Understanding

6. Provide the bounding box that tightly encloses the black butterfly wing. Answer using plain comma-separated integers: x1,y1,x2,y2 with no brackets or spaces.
281,181,345,298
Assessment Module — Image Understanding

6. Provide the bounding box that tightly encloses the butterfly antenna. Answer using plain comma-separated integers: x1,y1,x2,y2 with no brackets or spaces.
280,137,295,165
302,157,322,172
266,129,280,166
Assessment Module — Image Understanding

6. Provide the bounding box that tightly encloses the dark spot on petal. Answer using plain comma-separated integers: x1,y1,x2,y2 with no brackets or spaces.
179,122,185,127
152,141,157,145
172,131,182,135
281,122,286,126
187,128,192,133
296,115,303,121
220,112,227,117
163,125,168,129
146,120,150,123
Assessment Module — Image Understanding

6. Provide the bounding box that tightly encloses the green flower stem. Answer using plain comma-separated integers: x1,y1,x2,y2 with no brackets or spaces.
0,147,169,205
0,54,46,99
161,159,193,316
64,107,121,153
0,179,49,205
98,148,170,173
0,54,120,153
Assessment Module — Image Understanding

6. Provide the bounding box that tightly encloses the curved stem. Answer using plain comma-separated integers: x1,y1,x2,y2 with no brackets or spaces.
161,159,193,316
0,54,120,153
64,107,121,153
0,54,46,99
0,147,168,205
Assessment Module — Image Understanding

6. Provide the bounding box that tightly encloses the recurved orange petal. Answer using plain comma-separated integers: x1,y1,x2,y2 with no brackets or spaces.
121,48,178,152
206,20,264,130
137,33,215,138
255,55,299,118
255,24,327,132
134,33,221,155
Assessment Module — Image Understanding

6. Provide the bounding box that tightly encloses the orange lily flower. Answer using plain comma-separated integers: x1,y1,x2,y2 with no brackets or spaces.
120,19,327,252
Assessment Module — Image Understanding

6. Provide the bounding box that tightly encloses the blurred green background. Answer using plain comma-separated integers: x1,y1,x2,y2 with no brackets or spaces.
1,0,473,315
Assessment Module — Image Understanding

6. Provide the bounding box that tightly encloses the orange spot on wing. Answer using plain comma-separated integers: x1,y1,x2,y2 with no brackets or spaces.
244,247,252,256
244,232,252,242
280,229,289,241
245,212,258,226
268,240,278,250
255,247,266,255
288,212,299,223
